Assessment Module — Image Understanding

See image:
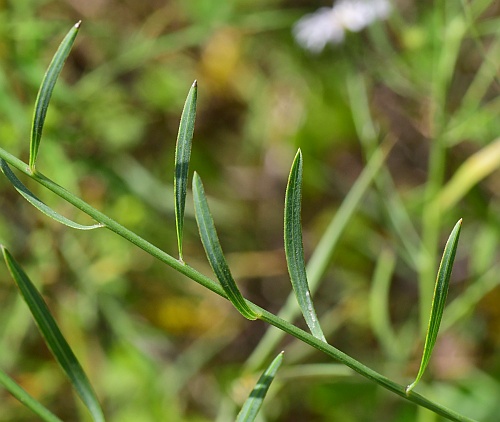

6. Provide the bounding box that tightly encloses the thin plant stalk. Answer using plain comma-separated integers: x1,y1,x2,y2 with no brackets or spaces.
0,147,477,422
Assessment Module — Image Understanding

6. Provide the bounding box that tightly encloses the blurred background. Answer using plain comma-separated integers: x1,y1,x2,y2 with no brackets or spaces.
1,0,500,420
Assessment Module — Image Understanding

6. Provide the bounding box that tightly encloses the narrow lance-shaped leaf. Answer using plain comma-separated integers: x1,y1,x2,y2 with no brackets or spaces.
0,159,103,230
284,150,326,342
1,247,105,422
174,80,197,261
192,172,259,320
236,351,284,422
406,219,462,395
30,21,81,171
0,368,63,422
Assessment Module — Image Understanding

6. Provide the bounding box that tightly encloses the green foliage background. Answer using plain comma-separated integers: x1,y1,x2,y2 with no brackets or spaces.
1,0,500,420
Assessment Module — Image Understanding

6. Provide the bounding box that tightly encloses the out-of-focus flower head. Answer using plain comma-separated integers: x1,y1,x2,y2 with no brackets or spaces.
293,0,392,53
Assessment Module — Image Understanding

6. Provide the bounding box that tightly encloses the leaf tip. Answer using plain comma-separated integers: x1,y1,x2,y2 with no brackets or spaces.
75,20,82,29
193,80,198,87
405,383,414,396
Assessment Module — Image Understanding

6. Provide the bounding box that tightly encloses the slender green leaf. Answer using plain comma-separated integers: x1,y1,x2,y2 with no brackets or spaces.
0,158,103,230
174,80,197,261
0,368,63,422
284,150,326,342
192,172,259,320
30,21,81,171
1,247,105,422
406,219,462,395
236,352,284,422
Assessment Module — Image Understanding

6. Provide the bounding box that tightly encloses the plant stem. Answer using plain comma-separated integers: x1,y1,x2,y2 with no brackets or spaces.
0,147,476,422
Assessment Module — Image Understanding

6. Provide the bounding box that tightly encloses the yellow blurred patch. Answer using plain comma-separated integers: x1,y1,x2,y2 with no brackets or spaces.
200,27,244,93
151,295,238,337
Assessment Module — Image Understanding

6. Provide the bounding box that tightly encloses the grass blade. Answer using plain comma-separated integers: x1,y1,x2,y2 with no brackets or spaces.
30,21,81,172
1,247,105,422
406,219,462,395
0,368,63,422
284,150,326,342
0,159,103,230
192,172,259,320
236,352,284,422
174,80,197,261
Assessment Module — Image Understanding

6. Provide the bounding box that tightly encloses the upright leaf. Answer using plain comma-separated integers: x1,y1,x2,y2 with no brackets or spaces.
406,219,462,395
236,352,284,422
174,80,197,261
284,150,326,342
192,172,259,320
2,247,105,422
0,159,103,230
30,21,81,171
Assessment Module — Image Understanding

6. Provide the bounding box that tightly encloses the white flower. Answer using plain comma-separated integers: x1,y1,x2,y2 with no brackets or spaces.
293,0,391,53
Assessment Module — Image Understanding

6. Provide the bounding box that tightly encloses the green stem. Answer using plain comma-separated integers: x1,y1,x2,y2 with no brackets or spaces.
256,308,474,422
0,147,476,422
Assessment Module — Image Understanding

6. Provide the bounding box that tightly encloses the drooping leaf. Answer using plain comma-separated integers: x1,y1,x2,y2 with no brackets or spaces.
1,247,105,422
0,159,103,230
0,368,63,422
406,219,462,395
30,21,81,171
192,172,259,320
284,150,326,342
174,80,197,261
236,352,284,422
